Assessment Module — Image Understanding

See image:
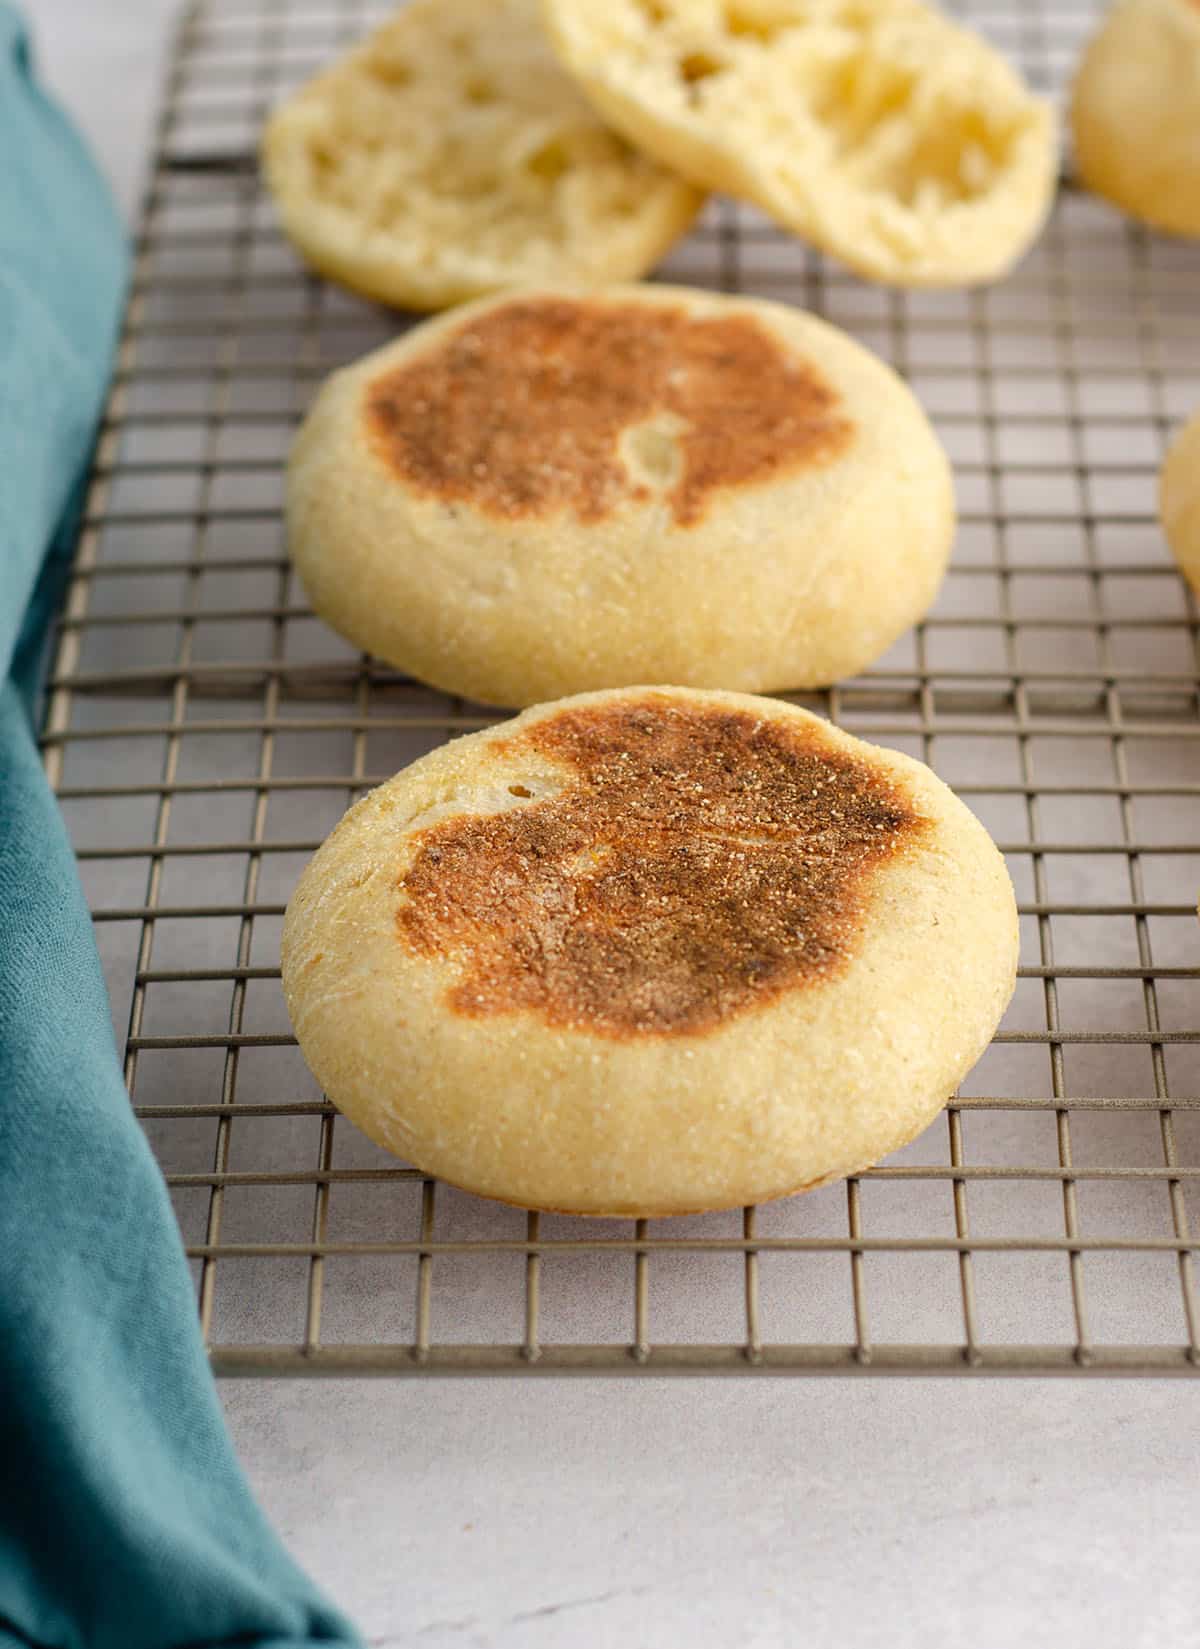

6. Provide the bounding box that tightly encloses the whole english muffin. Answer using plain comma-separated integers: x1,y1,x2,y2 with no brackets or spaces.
541,0,1057,287
282,687,1019,1217
286,284,955,705
260,0,703,311
1161,410,1200,590
1071,0,1200,237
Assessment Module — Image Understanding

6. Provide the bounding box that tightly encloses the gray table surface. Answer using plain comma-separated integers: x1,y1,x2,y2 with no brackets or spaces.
26,1,1200,1644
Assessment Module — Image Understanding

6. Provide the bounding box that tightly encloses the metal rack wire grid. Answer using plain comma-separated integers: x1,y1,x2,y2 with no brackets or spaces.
40,0,1200,1376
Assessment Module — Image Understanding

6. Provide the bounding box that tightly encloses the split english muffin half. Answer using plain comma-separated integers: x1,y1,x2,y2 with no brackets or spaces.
541,0,1057,287
261,0,704,311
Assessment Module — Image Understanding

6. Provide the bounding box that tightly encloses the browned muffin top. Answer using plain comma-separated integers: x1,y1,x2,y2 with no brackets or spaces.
397,695,926,1038
365,296,853,527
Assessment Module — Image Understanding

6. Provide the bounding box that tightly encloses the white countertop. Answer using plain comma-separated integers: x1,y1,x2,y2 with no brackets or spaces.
26,1,1200,1644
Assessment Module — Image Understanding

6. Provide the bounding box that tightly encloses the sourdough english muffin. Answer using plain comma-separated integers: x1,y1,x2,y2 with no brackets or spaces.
541,0,1056,287
287,285,955,705
1161,411,1200,590
260,0,703,311
282,687,1018,1216
1072,0,1200,237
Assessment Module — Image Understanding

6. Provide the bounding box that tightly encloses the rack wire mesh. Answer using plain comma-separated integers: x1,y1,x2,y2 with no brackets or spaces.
39,0,1200,1375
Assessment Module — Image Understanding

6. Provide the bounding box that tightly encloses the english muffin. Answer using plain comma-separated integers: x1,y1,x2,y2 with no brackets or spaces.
1161,410,1200,591
286,284,955,705
1071,0,1200,237
541,0,1057,287
260,0,703,312
282,686,1019,1216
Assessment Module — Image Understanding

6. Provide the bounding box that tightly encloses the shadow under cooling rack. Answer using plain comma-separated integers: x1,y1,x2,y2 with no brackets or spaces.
39,0,1200,1376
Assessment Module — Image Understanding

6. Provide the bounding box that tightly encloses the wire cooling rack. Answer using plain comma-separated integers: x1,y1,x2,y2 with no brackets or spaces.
40,0,1200,1376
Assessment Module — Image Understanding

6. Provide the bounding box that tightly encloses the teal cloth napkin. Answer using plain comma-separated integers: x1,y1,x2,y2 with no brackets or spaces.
0,11,361,1647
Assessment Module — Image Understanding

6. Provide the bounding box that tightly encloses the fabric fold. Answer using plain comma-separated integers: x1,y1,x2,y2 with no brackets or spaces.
0,8,361,1646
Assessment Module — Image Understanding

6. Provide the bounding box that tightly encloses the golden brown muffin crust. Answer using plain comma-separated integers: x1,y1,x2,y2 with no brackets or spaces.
364,296,853,527
396,694,927,1037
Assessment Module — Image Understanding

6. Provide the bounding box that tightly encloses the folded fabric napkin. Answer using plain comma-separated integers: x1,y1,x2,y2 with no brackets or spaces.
0,10,360,1647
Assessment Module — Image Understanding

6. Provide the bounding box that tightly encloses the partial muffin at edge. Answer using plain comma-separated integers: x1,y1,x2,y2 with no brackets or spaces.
1072,0,1200,237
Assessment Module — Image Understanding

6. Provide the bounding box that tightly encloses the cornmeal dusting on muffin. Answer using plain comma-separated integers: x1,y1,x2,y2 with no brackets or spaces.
396,695,927,1037
364,297,853,527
